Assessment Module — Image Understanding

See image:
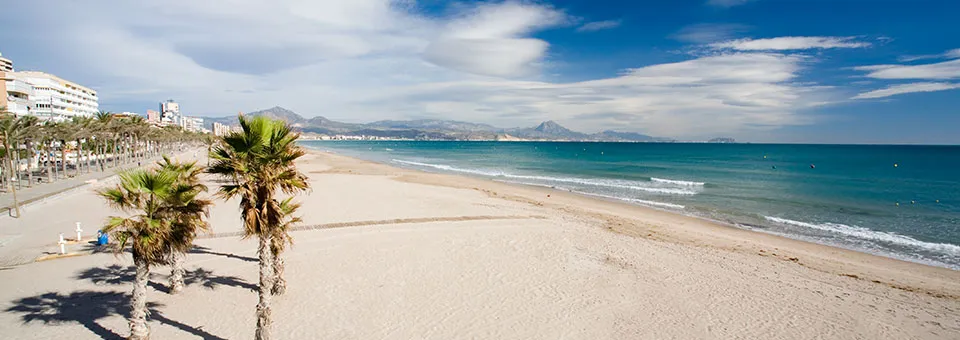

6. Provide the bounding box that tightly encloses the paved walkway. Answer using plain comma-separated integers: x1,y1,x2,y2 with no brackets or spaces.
1,150,198,217
0,150,201,267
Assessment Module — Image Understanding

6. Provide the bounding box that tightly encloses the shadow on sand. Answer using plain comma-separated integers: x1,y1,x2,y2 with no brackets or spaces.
190,245,258,263
5,291,227,340
75,264,256,292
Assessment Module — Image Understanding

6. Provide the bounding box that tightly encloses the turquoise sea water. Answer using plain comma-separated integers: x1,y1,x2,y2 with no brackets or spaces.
301,141,960,270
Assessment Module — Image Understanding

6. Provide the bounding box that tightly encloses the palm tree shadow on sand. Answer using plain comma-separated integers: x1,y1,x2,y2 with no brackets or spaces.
5,291,227,340
75,264,256,293
189,245,258,263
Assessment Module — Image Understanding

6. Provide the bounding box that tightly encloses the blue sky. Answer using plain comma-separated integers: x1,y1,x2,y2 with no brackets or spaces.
2,0,959,143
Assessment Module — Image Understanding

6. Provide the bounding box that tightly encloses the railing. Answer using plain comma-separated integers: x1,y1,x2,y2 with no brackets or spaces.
5,79,35,96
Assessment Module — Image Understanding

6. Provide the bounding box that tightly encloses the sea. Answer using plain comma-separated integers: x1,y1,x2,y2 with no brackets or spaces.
300,141,960,270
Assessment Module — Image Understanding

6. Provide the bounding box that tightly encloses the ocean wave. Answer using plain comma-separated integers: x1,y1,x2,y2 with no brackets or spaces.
493,180,686,210
764,216,960,256
580,192,686,209
393,159,699,195
651,177,705,186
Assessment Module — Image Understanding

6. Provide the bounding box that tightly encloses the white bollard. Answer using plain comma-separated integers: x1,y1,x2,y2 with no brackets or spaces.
58,233,66,254
75,222,83,242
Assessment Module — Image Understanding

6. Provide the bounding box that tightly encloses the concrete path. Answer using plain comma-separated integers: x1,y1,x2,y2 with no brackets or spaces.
0,149,201,267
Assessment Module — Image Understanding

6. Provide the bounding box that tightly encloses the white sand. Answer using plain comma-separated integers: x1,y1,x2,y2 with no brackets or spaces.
0,150,958,339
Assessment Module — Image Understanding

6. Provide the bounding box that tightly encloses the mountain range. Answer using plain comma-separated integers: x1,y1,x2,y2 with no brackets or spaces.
201,106,674,142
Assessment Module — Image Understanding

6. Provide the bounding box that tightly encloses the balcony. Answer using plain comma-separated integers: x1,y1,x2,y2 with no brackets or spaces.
5,79,35,96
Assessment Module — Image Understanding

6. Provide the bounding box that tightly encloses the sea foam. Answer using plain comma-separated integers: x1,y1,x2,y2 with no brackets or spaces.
764,216,960,256
394,159,699,195
651,177,705,186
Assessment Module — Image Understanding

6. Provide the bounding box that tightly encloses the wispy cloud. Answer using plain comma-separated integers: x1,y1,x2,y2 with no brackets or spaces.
576,20,621,32
898,48,960,62
855,59,960,80
852,82,960,99
670,23,750,43
707,0,757,8
710,36,871,51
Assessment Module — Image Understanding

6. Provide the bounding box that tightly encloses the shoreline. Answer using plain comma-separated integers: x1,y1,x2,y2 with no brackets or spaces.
305,148,960,299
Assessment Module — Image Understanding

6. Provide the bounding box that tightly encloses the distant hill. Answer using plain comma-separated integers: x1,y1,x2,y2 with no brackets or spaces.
366,119,499,132
509,121,590,140
247,106,307,125
200,107,672,141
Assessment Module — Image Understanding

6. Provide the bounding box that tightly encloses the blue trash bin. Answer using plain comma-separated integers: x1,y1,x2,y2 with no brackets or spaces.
97,231,109,245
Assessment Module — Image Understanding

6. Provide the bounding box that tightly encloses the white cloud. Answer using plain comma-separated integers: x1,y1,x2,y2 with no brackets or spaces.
855,59,960,80
577,20,622,32
852,82,960,99
707,0,757,8
423,2,568,78
0,0,837,138
898,48,960,62
710,37,871,51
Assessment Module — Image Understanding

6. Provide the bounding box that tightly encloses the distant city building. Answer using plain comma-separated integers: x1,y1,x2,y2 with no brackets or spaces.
0,52,34,116
0,52,12,72
15,71,98,121
146,109,160,124
160,99,181,125
1,72,35,116
183,116,204,132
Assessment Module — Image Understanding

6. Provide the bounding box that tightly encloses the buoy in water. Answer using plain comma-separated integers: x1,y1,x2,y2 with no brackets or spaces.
894,163,899,167
911,200,916,204
763,155,767,159
810,164,816,169
936,200,940,203
896,202,900,206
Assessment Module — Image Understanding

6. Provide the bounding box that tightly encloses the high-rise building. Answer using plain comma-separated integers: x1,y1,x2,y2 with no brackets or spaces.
15,71,99,121
160,99,181,125
146,109,161,124
0,52,12,72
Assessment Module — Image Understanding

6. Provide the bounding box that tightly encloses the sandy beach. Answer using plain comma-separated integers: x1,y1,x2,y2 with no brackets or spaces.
1,149,958,339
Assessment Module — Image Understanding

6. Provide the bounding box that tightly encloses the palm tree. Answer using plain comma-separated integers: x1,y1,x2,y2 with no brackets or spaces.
1,109,39,218
98,167,210,339
269,198,302,296
98,169,176,340
155,155,210,293
207,115,309,340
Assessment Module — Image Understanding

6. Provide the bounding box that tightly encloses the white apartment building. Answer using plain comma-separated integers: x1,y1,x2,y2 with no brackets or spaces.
16,71,99,121
183,116,204,132
1,72,35,116
0,53,12,72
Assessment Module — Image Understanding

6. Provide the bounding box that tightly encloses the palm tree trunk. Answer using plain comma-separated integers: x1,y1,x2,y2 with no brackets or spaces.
13,144,21,190
45,143,54,182
4,141,21,218
255,235,274,340
98,143,105,172
59,142,67,178
169,251,185,294
76,139,83,176
271,248,286,296
43,145,55,183
130,254,151,340
26,141,34,187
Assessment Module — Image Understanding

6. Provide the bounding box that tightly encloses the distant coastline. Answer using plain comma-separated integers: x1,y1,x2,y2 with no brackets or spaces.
208,106,735,143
